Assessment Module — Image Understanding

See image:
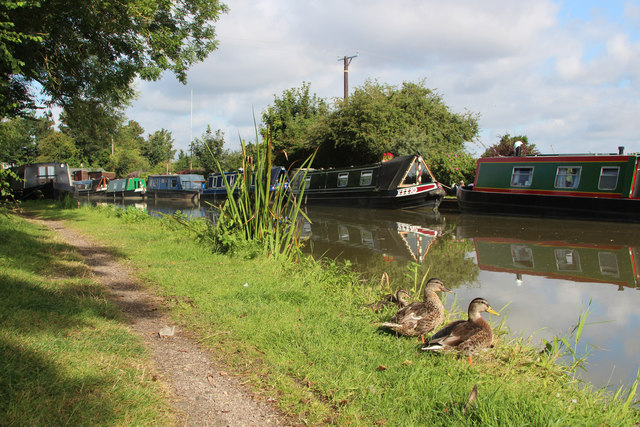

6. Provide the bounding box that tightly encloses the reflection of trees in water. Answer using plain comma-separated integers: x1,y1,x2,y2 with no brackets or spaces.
355,228,478,296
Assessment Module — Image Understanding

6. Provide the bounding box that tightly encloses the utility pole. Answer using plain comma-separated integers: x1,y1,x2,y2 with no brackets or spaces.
339,53,358,100
189,87,193,171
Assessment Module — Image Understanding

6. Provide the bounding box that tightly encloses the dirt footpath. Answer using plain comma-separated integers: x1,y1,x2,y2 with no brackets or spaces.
34,217,289,426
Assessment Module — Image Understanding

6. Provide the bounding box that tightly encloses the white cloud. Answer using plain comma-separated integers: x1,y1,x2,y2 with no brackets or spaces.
126,0,640,155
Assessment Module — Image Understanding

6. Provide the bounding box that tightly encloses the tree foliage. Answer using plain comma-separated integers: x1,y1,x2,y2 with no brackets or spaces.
481,134,539,157
261,81,328,164
0,113,53,165
1,0,228,118
141,129,176,167
262,80,480,168
36,132,79,165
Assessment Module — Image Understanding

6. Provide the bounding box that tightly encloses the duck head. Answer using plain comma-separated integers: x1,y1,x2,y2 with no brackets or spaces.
467,297,500,321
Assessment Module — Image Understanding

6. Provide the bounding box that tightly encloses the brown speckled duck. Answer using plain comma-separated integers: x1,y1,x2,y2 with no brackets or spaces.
370,289,412,312
422,297,500,356
380,278,451,337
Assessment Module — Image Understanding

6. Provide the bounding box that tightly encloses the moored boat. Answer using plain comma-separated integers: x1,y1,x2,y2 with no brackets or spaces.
290,154,445,209
146,174,205,202
201,166,288,200
10,162,75,200
457,147,640,223
105,177,146,200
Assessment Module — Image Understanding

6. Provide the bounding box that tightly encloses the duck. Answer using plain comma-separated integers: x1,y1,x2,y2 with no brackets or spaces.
380,278,451,337
421,297,500,357
369,289,412,312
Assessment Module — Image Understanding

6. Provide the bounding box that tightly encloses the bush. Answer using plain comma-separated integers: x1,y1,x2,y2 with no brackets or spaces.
428,151,477,190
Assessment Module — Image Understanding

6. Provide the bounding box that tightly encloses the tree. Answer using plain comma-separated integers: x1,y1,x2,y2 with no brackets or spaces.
318,80,479,167
0,113,53,165
36,132,79,165
262,80,480,168
261,82,328,165
481,134,539,157
191,126,224,173
1,0,228,118
141,129,176,167
58,99,124,166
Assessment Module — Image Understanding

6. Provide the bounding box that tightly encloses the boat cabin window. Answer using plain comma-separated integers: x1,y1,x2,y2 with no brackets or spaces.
304,176,311,190
403,160,422,186
598,167,619,190
511,244,534,268
37,166,55,182
360,170,373,186
510,167,534,187
554,167,581,189
598,252,619,277
170,178,178,188
338,173,349,187
149,178,157,188
554,249,581,272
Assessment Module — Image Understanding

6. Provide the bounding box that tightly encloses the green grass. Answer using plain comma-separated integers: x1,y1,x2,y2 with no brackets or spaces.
0,210,173,425
13,201,640,426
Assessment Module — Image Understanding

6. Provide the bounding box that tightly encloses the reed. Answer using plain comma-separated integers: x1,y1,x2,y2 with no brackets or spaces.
182,126,315,260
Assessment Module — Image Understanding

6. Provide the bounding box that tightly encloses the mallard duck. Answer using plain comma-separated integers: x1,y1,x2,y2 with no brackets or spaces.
422,297,500,356
380,278,451,337
369,289,412,312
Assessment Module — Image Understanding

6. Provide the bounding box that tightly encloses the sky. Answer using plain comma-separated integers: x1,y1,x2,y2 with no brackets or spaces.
126,0,640,157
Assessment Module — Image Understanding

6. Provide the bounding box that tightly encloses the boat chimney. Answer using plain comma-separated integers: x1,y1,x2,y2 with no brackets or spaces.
514,141,523,157
618,146,624,155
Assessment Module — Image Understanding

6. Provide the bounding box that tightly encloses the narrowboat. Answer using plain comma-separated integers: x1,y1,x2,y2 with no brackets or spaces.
73,179,94,196
290,154,445,209
146,174,205,202
10,162,75,200
105,177,146,200
457,148,640,222
89,176,110,196
201,166,288,200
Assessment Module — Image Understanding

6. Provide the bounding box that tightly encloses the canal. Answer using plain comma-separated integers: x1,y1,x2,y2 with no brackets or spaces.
92,198,640,396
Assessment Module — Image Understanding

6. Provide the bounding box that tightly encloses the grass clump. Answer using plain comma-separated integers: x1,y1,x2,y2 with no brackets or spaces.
18,201,640,426
0,211,173,425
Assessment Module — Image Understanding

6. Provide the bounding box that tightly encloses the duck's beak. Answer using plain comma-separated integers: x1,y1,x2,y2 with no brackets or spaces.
487,306,500,316
442,286,452,293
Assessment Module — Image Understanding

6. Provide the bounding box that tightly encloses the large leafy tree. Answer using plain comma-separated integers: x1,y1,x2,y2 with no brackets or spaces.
1,0,228,118
262,79,480,168
320,80,479,167
190,125,225,173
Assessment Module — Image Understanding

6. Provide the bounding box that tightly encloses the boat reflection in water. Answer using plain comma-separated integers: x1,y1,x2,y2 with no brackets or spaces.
300,206,446,264
455,215,640,290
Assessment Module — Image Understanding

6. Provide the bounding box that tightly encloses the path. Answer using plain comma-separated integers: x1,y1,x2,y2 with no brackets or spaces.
33,217,289,427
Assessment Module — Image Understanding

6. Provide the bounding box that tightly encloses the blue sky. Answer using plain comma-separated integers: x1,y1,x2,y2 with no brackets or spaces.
126,0,640,157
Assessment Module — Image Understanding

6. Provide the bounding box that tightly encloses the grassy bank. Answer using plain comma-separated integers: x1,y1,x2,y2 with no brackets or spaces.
0,208,173,425
9,202,640,425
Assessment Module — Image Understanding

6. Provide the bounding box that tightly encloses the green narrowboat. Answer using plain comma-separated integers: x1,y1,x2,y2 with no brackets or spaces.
457,147,640,222
105,177,146,200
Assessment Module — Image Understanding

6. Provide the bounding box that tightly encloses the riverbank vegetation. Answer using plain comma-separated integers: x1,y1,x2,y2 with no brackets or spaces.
7,201,638,425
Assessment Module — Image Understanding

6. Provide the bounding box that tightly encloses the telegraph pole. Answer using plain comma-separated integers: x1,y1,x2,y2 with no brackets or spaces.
339,53,358,100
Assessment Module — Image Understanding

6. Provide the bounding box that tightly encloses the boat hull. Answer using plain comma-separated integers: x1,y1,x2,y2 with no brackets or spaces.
300,184,444,209
457,185,640,223
146,189,200,203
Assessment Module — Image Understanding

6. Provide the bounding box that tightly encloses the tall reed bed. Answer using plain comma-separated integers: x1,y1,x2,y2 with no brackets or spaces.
180,130,314,260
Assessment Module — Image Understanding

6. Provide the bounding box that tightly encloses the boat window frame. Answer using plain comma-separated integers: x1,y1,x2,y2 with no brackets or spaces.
554,249,582,272
598,167,619,190
510,167,534,188
400,157,423,187
170,177,178,189
304,176,311,190
360,170,373,186
337,172,349,188
554,166,581,189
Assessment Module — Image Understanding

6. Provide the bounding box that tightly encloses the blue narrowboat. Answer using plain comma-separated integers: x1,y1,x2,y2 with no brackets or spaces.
146,174,205,202
201,166,288,200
